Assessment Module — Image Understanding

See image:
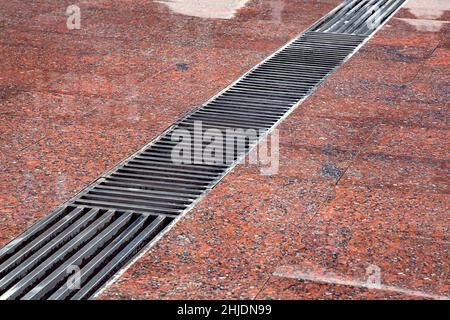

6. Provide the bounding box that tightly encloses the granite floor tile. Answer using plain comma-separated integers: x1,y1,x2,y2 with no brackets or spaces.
0,28,131,56
279,114,375,148
339,123,448,193
395,0,450,21
365,124,449,161
358,42,436,63
0,121,170,246
99,262,268,300
306,70,403,105
369,18,443,48
0,67,62,99
1,0,448,301
0,117,58,164
0,91,99,120
307,184,449,242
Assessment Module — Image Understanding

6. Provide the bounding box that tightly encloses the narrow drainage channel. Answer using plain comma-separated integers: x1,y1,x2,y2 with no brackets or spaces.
0,0,406,300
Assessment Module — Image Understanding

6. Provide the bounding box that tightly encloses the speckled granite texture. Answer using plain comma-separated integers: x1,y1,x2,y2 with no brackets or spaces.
0,0,448,300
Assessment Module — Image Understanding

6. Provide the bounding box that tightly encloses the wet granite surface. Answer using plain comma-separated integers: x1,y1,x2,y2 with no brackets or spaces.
0,0,448,300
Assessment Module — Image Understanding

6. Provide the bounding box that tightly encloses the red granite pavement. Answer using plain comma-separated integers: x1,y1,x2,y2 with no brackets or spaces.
0,0,341,245
0,0,448,300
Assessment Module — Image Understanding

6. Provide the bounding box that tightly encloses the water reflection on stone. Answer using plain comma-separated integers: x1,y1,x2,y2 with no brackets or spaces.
403,0,449,20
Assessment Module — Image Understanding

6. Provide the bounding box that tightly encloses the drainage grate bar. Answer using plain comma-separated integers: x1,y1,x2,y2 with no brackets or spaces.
311,0,406,35
0,0,406,299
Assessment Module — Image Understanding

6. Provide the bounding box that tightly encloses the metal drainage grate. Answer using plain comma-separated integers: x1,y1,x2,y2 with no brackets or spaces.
312,0,406,35
0,0,406,299
71,31,366,216
0,206,171,300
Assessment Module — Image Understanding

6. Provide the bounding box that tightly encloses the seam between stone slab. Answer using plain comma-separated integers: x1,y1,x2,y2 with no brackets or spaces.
255,44,449,299
269,269,449,300
251,0,414,300
1,1,409,299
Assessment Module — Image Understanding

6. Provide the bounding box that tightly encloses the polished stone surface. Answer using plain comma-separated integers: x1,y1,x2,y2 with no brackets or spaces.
0,0,448,299
1,0,338,244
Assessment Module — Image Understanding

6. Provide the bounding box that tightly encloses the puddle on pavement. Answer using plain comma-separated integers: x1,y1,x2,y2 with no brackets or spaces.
155,0,250,19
